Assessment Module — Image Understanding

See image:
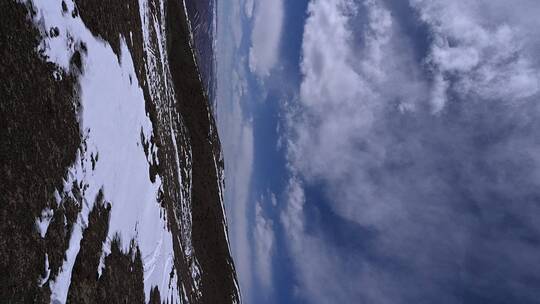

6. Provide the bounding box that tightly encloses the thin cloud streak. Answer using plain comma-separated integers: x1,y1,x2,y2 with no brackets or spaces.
248,0,284,77
254,199,275,291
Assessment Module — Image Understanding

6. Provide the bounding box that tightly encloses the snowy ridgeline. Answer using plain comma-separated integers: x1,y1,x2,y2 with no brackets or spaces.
28,0,212,303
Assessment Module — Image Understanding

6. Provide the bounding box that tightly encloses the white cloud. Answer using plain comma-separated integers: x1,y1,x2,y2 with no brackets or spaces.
270,192,277,207
294,0,426,195
248,0,284,77
280,178,305,245
254,200,274,290
291,0,540,230
244,0,254,19
281,178,392,304
281,0,540,303
410,0,540,110
224,0,243,49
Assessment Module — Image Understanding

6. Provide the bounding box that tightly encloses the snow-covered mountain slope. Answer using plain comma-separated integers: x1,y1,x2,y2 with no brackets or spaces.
0,1,239,303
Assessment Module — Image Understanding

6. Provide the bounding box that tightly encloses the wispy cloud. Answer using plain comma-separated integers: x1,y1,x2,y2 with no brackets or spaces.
254,199,275,291
248,0,284,77
281,0,540,303
244,0,254,19
411,0,540,111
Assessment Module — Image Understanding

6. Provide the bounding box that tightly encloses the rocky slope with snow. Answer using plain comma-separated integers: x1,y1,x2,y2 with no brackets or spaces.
0,0,239,303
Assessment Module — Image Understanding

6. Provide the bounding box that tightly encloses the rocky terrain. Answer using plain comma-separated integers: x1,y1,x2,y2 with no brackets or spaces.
0,0,239,303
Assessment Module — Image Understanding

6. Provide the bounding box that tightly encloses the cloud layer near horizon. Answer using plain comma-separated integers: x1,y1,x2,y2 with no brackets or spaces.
283,0,540,303
216,0,255,300
217,0,283,301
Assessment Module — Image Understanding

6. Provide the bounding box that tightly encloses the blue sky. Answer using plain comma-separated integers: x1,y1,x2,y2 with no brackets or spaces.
217,1,540,303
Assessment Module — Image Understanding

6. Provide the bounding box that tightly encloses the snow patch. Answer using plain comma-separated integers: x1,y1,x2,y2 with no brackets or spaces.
38,253,51,287
36,207,54,238
31,0,178,302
